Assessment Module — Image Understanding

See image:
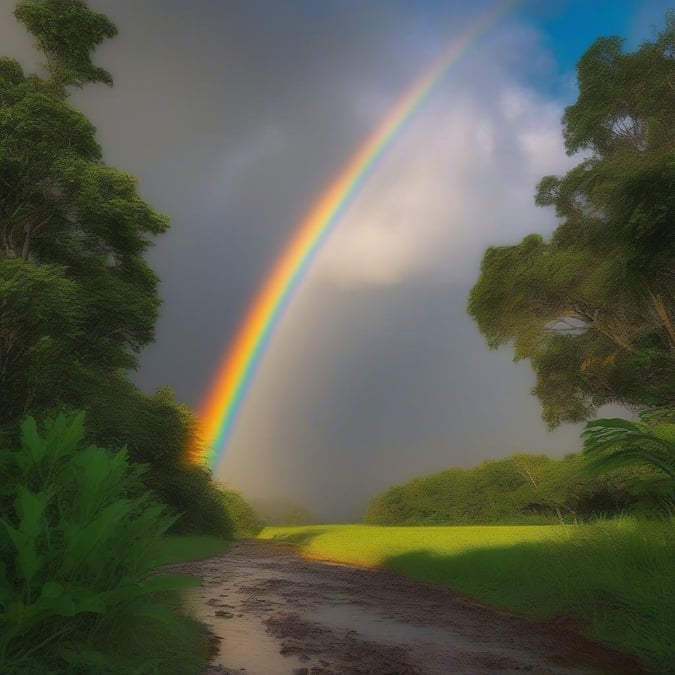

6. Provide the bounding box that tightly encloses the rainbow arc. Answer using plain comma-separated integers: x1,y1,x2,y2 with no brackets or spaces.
191,1,516,467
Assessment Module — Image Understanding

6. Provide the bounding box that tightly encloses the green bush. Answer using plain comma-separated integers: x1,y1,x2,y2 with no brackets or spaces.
363,452,641,526
81,374,234,539
217,488,263,537
0,411,209,674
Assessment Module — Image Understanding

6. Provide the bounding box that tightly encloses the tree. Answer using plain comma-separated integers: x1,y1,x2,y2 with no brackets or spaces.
0,0,168,427
468,12,675,427
0,1,236,538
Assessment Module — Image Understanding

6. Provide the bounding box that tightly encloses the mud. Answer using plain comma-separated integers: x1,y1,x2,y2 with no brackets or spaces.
162,539,643,675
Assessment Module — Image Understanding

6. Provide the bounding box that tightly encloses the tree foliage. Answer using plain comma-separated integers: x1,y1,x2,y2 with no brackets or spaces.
1,0,167,428
0,1,239,538
217,488,264,538
81,375,235,538
14,0,117,88
468,12,675,427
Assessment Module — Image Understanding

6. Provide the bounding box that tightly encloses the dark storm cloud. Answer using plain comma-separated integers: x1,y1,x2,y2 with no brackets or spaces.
59,0,507,403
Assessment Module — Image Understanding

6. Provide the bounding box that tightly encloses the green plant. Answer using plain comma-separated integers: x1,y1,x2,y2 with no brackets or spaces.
582,409,675,510
0,411,204,674
217,487,263,537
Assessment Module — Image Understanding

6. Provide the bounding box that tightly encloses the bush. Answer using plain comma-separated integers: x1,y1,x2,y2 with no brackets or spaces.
217,488,263,537
363,452,642,526
0,411,209,674
81,374,234,539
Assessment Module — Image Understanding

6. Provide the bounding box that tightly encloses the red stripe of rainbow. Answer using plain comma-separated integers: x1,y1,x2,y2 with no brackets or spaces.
191,1,516,466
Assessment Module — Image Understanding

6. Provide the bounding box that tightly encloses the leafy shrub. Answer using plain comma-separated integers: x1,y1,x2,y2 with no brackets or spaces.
81,374,234,538
217,488,263,537
363,452,641,526
583,409,675,512
0,411,207,674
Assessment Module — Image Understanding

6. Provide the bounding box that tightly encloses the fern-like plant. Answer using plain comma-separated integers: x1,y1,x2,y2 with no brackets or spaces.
581,409,675,511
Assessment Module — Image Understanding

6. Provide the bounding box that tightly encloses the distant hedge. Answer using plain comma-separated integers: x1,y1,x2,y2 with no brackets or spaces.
363,453,643,525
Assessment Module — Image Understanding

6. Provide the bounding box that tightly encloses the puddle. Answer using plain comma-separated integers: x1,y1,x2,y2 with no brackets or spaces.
183,587,307,675
309,600,461,648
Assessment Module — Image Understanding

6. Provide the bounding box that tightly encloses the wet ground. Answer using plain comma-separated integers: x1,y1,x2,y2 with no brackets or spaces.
163,540,643,675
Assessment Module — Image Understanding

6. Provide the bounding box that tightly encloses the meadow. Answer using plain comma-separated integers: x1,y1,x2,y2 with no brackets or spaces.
260,520,675,672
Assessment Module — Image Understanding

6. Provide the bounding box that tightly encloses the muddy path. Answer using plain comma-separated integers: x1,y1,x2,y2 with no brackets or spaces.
164,540,643,675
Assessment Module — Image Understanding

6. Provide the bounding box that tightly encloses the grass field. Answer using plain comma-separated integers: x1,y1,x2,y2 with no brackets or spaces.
260,519,675,672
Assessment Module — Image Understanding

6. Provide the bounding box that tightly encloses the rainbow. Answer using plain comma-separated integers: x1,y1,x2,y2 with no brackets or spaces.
191,1,515,467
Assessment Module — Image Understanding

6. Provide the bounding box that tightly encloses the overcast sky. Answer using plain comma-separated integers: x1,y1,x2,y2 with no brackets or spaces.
1,0,671,520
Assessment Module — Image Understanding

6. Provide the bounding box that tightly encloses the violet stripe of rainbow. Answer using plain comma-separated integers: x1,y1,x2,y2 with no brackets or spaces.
192,0,516,467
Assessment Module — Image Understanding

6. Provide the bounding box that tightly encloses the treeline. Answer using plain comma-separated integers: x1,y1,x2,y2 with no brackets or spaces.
363,452,654,526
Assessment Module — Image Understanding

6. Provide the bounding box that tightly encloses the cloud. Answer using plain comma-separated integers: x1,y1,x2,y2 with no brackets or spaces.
218,26,590,519
312,80,575,289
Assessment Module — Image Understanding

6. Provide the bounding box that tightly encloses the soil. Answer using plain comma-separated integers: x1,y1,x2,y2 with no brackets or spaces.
162,539,644,675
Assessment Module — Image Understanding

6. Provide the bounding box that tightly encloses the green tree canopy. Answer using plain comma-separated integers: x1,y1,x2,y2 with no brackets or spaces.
0,1,237,538
0,0,168,426
468,12,675,427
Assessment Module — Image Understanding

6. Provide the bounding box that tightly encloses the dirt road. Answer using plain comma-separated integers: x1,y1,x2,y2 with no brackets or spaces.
165,540,642,675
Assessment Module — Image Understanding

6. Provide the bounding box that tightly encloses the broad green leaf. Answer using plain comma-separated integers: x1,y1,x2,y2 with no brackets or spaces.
54,410,86,458
584,418,639,431
62,500,134,574
59,645,107,666
73,446,120,520
0,518,40,583
4,600,25,623
39,581,63,601
134,602,176,625
15,486,47,538
51,593,76,617
19,416,45,465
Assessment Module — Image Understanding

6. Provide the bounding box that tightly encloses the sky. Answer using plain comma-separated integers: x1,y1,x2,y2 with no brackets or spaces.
1,0,671,520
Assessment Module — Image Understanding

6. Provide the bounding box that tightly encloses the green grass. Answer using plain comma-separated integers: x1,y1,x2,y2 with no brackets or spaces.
260,523,557,565
260,519,675,673
150,534,231,567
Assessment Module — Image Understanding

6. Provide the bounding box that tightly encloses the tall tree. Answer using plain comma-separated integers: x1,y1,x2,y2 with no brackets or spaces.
469,12,675,427
0,0,168,426
0,1,239,538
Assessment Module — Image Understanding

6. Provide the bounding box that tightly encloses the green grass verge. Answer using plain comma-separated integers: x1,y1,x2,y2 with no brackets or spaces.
150,534,231,567
260,519,675,672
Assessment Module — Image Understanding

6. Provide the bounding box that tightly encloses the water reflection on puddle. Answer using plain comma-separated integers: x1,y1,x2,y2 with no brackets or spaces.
183,587,306,675
309,600,460,648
